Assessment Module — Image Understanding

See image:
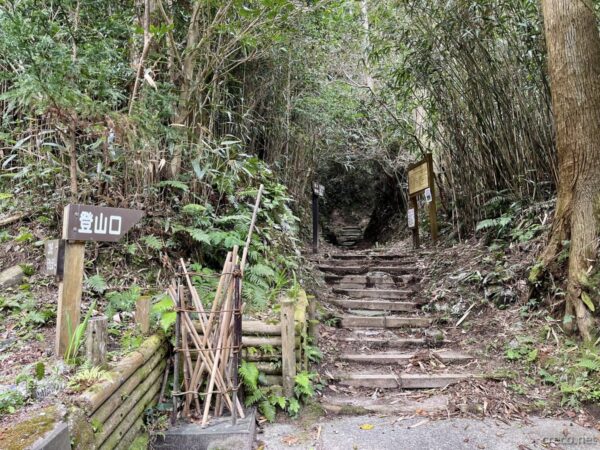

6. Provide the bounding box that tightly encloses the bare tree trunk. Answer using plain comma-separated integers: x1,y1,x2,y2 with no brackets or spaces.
68,123,78,199
128,0,152,115
359,0,374,91
540,0,600,340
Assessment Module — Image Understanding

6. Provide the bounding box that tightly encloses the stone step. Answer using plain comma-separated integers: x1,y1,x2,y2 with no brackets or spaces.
320,393,449,415
340,315,433,328
330,373,472,389
333,288,412,299
336,337,446,348
334,336,451,350
334,282,397,290
339,350,472,364
331,299,417,312
328,253,413,260
325,275,415,284
319,259,416,267
318,266,419,276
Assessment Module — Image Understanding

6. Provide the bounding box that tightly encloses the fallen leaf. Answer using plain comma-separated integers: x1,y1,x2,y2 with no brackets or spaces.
360,423,374,430
281,435,300,446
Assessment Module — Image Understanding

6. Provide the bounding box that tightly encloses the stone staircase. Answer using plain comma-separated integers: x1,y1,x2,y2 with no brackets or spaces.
334,226,364,247
316,250,476,413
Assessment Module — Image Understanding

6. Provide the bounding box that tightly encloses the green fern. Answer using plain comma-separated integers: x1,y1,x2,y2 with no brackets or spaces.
287,397,300,416
248,263,276,279
294,371,315,399
244,389,263,407
185,228,212,245
577,358,600,372
239,360,259,391
182,204,206,215
152,295,176,332
86,275,107,294
259,399,276,422
157,180,189,191
142,235,163,250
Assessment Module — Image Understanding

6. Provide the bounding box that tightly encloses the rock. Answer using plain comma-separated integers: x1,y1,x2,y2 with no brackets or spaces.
0,264,25,288
400,274,417,285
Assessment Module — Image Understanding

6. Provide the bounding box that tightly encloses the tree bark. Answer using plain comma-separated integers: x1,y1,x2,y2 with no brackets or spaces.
540,0,600,340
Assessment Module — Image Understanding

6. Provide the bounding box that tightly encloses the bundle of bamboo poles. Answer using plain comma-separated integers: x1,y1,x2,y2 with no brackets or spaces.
168,185,263,427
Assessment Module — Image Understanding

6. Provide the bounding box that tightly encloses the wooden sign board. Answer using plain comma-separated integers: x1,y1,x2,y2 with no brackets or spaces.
64,204,144,242
44,239,65,278
408,161,429,195
407,153,438,247
56,204,144,357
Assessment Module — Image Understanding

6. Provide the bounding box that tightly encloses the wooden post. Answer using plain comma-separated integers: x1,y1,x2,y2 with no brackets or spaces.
280,297,296,397
410,196,420,249
135,296,151,335
426,153,438,242
171,283,181,425
231,265,242,425
308,298,318,346
85,316,107,367
312,191,319,254
56,205,85,357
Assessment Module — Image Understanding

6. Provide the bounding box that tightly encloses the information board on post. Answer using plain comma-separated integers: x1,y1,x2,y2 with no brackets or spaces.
407,153,438,247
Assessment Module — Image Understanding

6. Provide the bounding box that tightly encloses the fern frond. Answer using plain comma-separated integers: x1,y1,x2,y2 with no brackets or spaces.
157,180,189,191
142,235,163,250
86,274,107,294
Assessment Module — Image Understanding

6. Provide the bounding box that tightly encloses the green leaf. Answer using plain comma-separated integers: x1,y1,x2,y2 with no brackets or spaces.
142,235,163,250
527,348,538,362
581,292,595,312
34,362,45,380
259,399,276,422
86,274,107,294
157,180,189,192
287,397,300,416
152,295,174,314
159,311,177,333
182,204,206,215
186,228,212,245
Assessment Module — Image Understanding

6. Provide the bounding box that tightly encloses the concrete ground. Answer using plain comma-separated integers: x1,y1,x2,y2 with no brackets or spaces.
257,415,600,450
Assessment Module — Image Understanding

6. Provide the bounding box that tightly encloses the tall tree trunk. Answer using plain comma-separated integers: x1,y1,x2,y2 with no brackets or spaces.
540,0,600,340
359,0,374,91
170,3,202,178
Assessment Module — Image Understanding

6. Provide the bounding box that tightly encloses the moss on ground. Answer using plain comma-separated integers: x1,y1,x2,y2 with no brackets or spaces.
0,405,61,450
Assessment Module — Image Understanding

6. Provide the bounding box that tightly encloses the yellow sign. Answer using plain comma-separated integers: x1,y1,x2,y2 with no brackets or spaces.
408,162,429,195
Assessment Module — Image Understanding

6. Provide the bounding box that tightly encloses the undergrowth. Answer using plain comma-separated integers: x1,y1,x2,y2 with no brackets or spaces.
239,360,320,422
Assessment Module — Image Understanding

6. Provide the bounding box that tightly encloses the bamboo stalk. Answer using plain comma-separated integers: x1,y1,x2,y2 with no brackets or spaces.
184,252,232,415
182,250,239,417
201,262,237,426
170,290,244,418
181,290,192,416
240,184,264,274
171,283,181,425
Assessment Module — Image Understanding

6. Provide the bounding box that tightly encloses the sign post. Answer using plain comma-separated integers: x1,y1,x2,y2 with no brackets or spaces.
407,153,438,249
312,182,324,254
425,153,438,242
55,204,143,357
